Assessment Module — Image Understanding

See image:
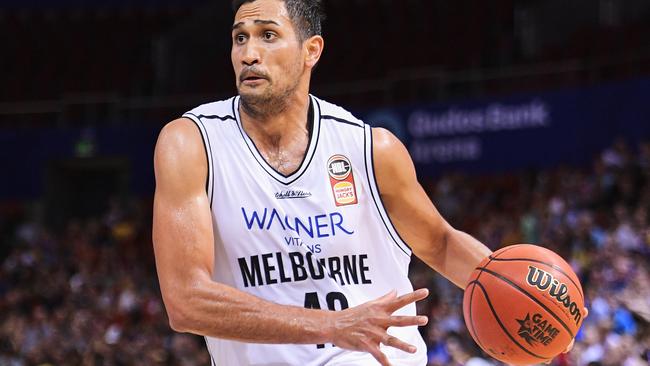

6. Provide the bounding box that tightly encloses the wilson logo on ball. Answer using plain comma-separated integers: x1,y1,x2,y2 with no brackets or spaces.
515,312,561,347
525,266,582,325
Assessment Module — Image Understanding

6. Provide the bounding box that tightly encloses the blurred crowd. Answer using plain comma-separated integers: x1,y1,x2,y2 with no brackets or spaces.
413,139,650,366
0,139,648,366
0,201,210,366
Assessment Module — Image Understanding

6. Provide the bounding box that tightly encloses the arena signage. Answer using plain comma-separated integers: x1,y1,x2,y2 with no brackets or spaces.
364,78,650,175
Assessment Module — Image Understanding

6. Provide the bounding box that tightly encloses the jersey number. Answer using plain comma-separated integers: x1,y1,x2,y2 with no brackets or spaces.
304,291,349,349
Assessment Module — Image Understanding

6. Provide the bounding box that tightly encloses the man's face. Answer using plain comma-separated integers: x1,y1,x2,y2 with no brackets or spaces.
231,0,305,111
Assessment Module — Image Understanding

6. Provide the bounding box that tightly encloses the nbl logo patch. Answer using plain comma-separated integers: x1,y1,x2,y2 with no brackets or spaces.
328,156,351,180
327,155,358,206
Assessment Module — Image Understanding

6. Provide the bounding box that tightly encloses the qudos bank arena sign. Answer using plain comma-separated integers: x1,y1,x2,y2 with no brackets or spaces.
363,78,650,175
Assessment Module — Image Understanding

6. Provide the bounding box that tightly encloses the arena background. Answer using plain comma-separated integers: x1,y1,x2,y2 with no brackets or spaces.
1,1,649,365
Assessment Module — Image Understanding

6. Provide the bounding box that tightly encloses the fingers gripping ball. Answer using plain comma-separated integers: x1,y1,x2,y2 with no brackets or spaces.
463,244,586,365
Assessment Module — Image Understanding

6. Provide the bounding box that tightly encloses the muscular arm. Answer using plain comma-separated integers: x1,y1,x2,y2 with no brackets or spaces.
153,119,426,364
153,118,329,343
372,128,492,289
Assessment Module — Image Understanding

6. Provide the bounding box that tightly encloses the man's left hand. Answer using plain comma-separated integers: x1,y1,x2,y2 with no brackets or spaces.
544,307,588,364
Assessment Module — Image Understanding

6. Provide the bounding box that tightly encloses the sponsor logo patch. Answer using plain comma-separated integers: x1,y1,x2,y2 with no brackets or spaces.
328,156,351,180
275,190,312,200
516,313,561,347
327,155,358,206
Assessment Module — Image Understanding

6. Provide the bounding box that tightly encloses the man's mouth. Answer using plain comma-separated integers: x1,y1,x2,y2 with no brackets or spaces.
240,71,268,84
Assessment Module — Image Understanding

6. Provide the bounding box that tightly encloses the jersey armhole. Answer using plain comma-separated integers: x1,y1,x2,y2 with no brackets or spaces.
363,125,412,257
182,113,214,208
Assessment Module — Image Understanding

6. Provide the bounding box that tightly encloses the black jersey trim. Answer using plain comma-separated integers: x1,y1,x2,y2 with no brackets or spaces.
203,336,217,366
298,97,323,184
232,95,321,186
201,119,216,209
182,115,209,193
363,125,412,257
321,114,364,128
231,97,272,183
182,114,214,208
368,127,413,252
195,114,235,122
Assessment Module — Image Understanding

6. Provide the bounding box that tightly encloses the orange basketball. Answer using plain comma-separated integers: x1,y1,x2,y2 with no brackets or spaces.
463,244,586,365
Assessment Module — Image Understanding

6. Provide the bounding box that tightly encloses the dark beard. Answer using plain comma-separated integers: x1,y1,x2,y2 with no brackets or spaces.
238,64,302,119
240,89,291,119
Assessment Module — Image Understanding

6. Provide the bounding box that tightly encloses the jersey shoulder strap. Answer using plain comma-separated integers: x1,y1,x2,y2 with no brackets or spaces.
183,97,237,122
180,97,237,208
313,96,365,128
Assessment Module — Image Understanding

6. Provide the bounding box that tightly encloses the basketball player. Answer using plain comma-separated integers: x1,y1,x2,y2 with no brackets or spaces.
152,0,578,365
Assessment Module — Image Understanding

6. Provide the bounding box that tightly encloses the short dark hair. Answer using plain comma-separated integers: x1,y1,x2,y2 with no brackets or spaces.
232,0,325,42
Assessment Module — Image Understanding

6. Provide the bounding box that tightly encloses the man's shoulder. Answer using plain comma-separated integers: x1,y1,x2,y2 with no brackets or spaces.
183,96,238,122
312,95,365,128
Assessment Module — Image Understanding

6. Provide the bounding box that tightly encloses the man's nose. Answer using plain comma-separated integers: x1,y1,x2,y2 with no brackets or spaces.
242,42,261,66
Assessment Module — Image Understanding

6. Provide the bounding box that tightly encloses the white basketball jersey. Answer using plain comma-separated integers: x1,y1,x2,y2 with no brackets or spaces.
183,95,426,366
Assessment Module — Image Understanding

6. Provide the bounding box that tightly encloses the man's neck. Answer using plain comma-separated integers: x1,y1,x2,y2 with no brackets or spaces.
239,93,311,148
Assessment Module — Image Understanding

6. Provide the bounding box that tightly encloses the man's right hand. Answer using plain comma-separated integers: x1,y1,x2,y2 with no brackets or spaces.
327,288,429,366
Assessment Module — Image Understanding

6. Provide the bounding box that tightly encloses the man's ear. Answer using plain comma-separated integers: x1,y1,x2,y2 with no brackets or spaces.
304,35,324,68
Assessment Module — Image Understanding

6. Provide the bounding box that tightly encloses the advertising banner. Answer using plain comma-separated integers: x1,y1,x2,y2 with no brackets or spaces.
364,78,650,175
2,78,650,199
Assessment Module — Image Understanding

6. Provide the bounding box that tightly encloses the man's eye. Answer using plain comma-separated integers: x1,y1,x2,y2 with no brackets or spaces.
263,32,276,40
235,34,247,43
